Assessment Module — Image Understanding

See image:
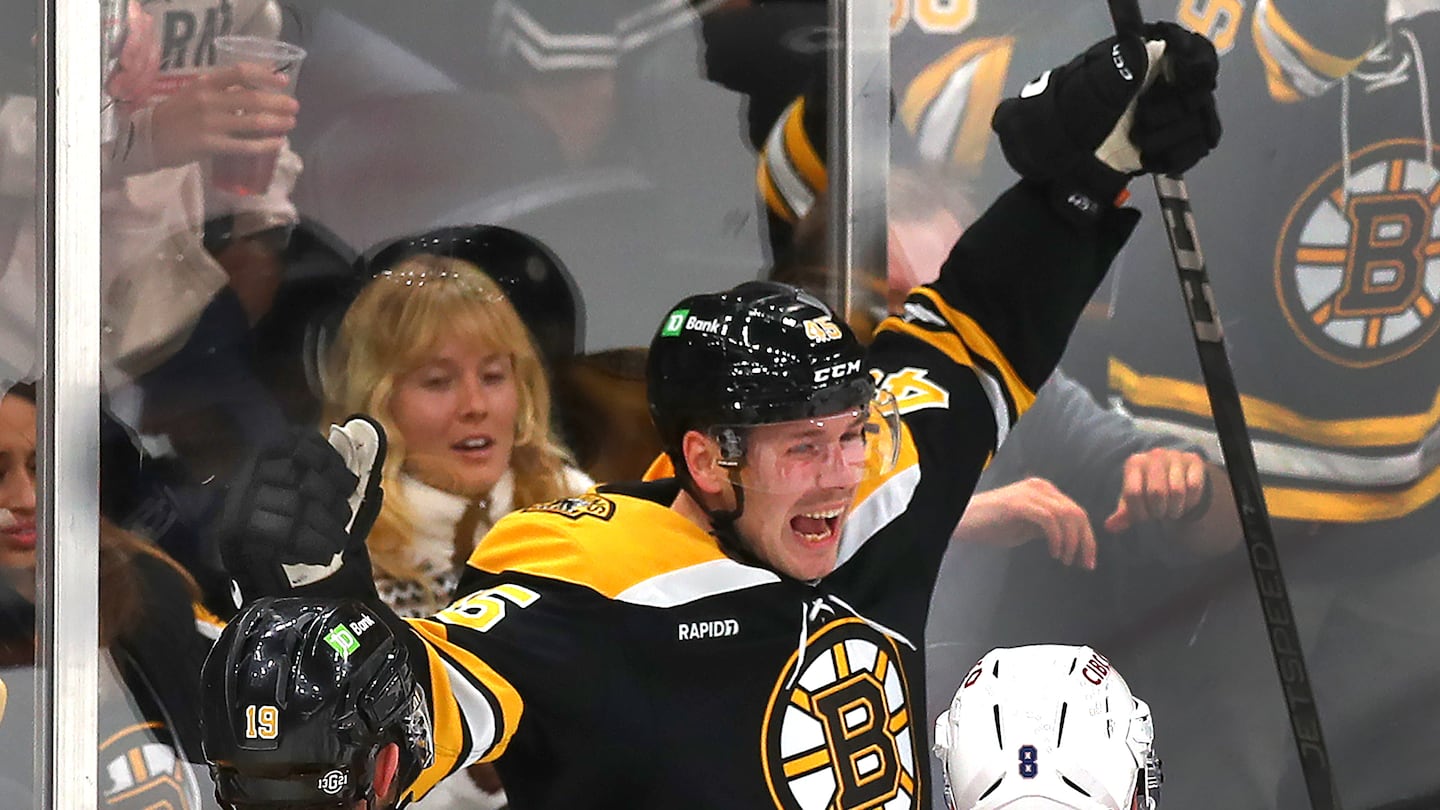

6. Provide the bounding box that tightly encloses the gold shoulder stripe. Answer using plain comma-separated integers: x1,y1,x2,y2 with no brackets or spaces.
403,629,468,801
854,420,919,504
1266,463,1440,522
758,156,798,223
901,37,1009,133
950,39,1014,168
467,500,728,598
783,97,828,196
1109,358,1440,447
414,619,523,758
908,287,1037,412
1256,0,1365,80
1251,0,1365,103
644,454,674,480
878,316,976,371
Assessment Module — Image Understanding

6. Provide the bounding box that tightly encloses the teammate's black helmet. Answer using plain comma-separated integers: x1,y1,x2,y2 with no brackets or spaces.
647,281,874,459
201,598,432,808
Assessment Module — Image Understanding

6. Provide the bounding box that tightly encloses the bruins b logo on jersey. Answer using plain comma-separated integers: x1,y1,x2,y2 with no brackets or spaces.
523,494,615,521
761,617,919,809
1276,139,1440,368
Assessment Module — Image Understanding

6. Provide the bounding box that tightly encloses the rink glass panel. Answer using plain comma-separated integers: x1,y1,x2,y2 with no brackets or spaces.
900,2,1440,809
28,0,1439,809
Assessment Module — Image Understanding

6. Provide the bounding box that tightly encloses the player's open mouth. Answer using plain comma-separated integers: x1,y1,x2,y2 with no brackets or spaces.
790,507,844,544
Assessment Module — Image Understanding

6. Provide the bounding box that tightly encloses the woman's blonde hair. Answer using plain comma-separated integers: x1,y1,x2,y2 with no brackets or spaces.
325,254,576,583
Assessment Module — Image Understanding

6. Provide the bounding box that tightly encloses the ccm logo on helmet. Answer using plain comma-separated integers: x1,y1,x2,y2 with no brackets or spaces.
814,359,863,383
1081,651,1113,685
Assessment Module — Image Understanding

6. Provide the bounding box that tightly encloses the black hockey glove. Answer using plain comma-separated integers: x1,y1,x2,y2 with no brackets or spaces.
1130,24,1222,177
217,415,386,605
992,21,1221,223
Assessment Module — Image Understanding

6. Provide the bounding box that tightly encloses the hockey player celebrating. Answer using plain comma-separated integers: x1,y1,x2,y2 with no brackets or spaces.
933,645,1162,810
200,598,434,810
215,23,1220,810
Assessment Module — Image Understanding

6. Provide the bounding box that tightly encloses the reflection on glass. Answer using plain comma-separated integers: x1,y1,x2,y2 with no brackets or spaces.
0,385,218,807
0,0,41,804
66,0,1440,807
888,2,1440,808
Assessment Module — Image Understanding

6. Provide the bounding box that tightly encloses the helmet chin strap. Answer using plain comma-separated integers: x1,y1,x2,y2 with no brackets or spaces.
707,474,760,567
677,463,767,570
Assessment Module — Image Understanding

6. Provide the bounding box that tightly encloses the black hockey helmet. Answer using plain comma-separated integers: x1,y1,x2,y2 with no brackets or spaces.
201,598,433,808
360,224,583,367
647,281,881,464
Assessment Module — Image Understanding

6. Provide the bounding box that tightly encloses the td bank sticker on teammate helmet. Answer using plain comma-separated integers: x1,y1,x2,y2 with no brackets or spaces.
1276,138,1440,368
762,617,920,810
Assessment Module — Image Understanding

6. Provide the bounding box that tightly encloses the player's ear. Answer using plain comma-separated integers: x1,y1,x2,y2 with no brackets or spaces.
371,742,401,806
681,430,728,495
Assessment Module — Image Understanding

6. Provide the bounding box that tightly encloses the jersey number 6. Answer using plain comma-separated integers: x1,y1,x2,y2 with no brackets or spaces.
440,584,542,633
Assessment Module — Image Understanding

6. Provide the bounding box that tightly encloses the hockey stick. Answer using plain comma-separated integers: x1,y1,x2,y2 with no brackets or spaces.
1104,2,1341,809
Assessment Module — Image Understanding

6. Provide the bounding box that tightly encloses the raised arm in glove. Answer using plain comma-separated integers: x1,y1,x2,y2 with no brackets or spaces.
992,20,1222,223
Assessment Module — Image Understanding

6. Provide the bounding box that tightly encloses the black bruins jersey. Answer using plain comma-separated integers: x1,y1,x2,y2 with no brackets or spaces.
392,183,1138,809
1103,1,1440,538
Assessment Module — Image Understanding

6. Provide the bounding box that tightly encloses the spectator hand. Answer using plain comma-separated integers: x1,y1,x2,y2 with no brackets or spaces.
149,63,299,170
955,478,1097,570
1103,448,1210,532
217,416,386,605
106,0,159,108
991,21,1220,221
213,234,284,325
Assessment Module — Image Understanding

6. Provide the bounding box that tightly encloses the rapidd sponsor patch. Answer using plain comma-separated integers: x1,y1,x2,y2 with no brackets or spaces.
525,494,617,521
678,618,741,640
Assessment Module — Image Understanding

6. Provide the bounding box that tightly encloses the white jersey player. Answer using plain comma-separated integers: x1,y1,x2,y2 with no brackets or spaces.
933,645,1162,810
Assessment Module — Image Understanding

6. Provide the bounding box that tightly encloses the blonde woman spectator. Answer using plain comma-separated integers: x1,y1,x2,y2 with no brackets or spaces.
326,254,592,620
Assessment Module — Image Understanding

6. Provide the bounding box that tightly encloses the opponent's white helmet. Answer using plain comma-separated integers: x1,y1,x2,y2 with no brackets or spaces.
933,645,1162,810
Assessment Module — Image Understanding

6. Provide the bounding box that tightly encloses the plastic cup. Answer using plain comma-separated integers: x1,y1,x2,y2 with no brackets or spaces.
210,35,306,196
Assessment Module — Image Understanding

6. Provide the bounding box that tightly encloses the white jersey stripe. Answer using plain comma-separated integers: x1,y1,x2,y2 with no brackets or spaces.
616,559,782,607
1133,415,1440,488
835,463,922,569
436,654,500,768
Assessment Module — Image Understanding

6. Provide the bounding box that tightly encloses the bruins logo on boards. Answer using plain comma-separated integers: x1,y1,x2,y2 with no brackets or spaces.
98,723,200,809
1276,138,1440,368
761,617,919,809
523,494,615,521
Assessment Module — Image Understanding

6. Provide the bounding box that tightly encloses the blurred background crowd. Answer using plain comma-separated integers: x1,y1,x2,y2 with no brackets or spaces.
2,0,1438,808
